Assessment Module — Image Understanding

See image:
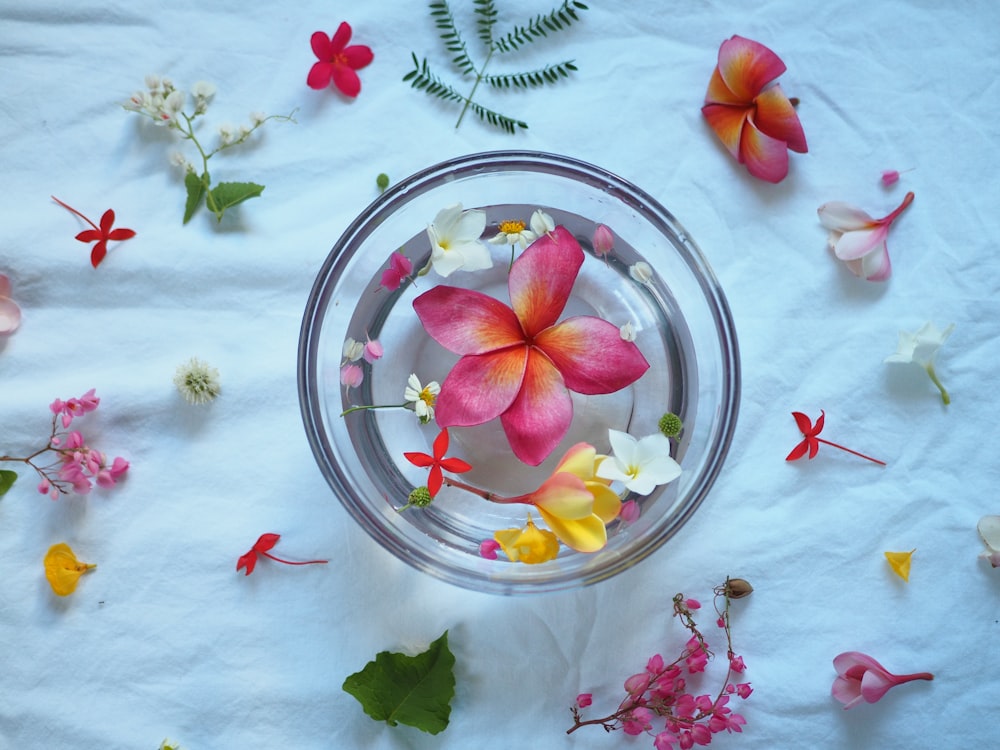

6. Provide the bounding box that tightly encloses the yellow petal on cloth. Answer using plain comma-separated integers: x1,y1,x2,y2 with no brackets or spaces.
44,543,97,596
884,549,915,582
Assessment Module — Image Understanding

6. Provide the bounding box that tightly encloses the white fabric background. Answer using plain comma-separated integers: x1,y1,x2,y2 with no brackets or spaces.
2,0,998,747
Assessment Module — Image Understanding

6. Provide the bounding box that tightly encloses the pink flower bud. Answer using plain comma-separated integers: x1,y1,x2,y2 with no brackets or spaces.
340,363,363,388
478,539,500,560
593,224,614,257
575,693,592,708
363,337,383,363
881,169,901,186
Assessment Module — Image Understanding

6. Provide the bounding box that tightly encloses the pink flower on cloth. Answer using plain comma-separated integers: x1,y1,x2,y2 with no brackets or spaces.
0,274,21,336
307,23,374,97
832,651,933,709
412,227,650,465
818,191,914,282
701,35,807,183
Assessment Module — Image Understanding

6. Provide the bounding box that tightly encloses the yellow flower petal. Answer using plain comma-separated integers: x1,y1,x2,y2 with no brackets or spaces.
494,514,559,564
884,549,915,582
44,542,96,596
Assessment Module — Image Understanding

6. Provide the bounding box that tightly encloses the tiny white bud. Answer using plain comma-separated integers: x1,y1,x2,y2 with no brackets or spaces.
249,111,266,126
144,74,161,90
619,322,637,342
629,261,653,284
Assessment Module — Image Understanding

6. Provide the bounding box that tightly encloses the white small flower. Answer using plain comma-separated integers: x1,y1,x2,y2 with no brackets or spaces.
164,89,185,113
160,76,174,91
629,261,653,284
169,151,189,169
144,74,161,90
427,203,492,277
249,111,267,126
238,124,252,140
596,429,682,495
173,357,221,405
979,515,1000,568
529,209,555,237
217,123,235,144
884,321,954,404
619,322,637,342
404,373,440,424
342,337,364,362
191,80,216,99
488,218,536,250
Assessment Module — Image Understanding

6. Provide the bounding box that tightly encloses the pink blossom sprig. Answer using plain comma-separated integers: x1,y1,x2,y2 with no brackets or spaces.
568,579,752,747
0,389,129,499
785,411,885,466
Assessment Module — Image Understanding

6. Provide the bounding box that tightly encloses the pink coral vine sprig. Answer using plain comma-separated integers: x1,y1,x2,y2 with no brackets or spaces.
568,580,752,746
785,411,885,466
0,389,129,499
52,196,136,268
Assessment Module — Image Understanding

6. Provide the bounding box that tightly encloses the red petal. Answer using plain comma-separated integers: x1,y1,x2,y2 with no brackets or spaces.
427,466,443,497
404,451,435,468
701,103,748,161
310,31,332,60
500,348,573,466
99,209,116,235
791,411,813,435
785,440,809,461
343,45,374,70
534,316,649,395
413,285,524,355
438,457,472,474
307,62,334,89
237,551,258,575
330,21,352,52
717,35,787,102
508,227,583,337
107,228,136,241
752,84,807,153
739,119,790,183
254,533,281,552
332,65,362,97
90,242,107,268
434,347,528,427
813,410,825,436
75,229,101,243
432,428,450,459
807,436,820,459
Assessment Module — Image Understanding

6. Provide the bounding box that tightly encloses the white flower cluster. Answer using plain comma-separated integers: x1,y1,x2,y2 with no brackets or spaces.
123,75,209,127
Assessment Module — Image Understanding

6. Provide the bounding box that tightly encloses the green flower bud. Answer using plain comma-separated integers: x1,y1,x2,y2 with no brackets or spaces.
376,173,390,193
658,412,683,438
404,486,433,509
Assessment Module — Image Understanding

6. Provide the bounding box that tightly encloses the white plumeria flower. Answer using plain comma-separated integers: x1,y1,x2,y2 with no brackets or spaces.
884,321,954,404
596,429,682,495
404,373,440,424
427,203,491,277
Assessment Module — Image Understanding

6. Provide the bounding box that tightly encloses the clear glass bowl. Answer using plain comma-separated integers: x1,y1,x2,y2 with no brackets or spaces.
298,151,740,594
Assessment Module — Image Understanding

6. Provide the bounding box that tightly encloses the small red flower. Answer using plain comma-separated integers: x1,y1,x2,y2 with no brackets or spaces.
307,22,374,97
52,196,136,268
786,410,885,465
403,428,472,497
237,533,328,576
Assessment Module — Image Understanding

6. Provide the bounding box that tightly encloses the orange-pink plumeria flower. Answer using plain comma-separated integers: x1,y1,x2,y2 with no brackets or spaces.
413,227,649,466
701,35,808,183
818,192,914,282
832,652,933,709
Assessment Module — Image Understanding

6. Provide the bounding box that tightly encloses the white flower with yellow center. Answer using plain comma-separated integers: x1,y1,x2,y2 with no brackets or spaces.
596,429,681,495
427,203,491,277
404,373,440,424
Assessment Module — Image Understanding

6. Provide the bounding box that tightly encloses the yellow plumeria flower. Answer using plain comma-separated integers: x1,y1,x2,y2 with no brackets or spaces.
44,542,96,596
494,514,559,564
884,549,915,582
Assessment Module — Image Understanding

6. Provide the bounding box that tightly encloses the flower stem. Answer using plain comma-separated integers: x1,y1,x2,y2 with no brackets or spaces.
455,48,493,129
340,402,407,417
925,364,950,405
51,197,99,231
816,438,886,466
259,551,328,567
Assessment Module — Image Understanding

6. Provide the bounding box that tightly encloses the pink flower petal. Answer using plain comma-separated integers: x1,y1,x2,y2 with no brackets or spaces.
413,286,524,355
716,35,787,103
0,274,11,298
332,65,362,97
310,31,332,60
435,347,527,427
343,45,374,70
508,227,583,337
859,668,897,704
833,225,888,261
704,67,744,107
701,103,748,161
818,202,875,232
739,119,791,183
752,84,807,153
534,316,649,395
500,348,573,466
330,21,352,53
848,242,892,281
307,61,334,89
0,298,21,335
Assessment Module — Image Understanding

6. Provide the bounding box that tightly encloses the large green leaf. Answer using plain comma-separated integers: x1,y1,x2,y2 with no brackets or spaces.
207,181,264,221
0,469,17,497
342,630,455,734
183,171,206,224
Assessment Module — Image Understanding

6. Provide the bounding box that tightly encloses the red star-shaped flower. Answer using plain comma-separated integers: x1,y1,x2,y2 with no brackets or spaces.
403,428,472,497
307,23,374,97
53,196,136,268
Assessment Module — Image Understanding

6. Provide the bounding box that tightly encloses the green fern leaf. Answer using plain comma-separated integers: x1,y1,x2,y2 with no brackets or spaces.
430,0,476,76
492,0,588,53
484,60,577,89
474,0,498,47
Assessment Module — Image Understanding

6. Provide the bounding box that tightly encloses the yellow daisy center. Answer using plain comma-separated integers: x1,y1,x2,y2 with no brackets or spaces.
498,219,526,234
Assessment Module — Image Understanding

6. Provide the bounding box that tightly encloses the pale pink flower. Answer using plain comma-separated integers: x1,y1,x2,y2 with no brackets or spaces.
831,651,933,709
478,539,500,559
0,273,21,336
592,224,614,258
575,693,592,708
340,363,363,388
619,499,640,523
729,654,746,673
363,336,383,363
818,191,914,282
621,706,653,735
880,169,900,186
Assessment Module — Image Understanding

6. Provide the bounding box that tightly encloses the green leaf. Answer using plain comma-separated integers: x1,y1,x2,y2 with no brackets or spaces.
207,181,264,221
342,630,456,735
183,171,206,224
0,469,16,497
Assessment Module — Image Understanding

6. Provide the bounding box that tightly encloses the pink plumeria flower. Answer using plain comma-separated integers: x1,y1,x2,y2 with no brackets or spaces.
0,273,22,336
818,191,914,282
831,651,933,709
413,227,649,465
